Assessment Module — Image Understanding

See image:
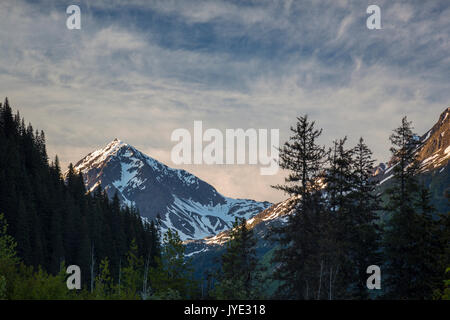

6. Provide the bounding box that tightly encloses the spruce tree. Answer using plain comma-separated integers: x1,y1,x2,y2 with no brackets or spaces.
346,138,381,299
271,115,327,299
121,239,143,299
409,187,445,297
322,137,355,299
149,229,196,299
0,213,20,299
383,117,443,299
94,258,113,299
213,218,263,299
0,98,161,295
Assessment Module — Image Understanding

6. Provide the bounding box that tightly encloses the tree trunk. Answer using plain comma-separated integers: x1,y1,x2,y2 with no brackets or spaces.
317,260,323,300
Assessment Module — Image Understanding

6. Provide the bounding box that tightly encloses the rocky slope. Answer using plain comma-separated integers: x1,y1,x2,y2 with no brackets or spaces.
71,139,271,240
373,107,449,184
187,107,450,260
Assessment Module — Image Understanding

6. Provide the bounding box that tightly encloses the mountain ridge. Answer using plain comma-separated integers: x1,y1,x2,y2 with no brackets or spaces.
373,107,449,184
70,138,272,241
187,106,450,257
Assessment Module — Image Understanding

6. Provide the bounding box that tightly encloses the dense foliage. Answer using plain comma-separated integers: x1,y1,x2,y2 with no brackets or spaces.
0,98,448,300
0,98,196,299
269,115,448,300
212,218,265,299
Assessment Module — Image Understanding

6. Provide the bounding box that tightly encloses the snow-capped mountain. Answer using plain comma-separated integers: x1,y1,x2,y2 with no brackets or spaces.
187,107,450,256
71,139,271,240
373,107,450,184
185,195,298,256
416,107,450,172
204,195,297,245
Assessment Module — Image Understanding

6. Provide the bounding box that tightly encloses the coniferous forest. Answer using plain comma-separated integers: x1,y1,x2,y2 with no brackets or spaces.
0,98,197,299
0,97,449,300
269,115,449,300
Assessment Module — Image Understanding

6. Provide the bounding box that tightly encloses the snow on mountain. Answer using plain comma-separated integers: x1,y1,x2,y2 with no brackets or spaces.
184,195,298,256
71,138,271,240
206,195,297,245
417,107,450,171
187,107,450,256
373,107,450,184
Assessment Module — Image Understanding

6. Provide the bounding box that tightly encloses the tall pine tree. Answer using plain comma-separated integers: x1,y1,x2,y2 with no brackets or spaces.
271,115,327,299
213,218,264,299
383,117,444,299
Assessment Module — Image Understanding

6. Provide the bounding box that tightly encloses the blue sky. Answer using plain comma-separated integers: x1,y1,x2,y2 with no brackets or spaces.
1,0,449,202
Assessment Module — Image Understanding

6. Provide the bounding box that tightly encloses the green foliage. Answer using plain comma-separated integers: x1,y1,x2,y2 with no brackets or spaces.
382,117,446,299
23,267,73,300
213,218,265,299
0,99,162,298
0,275,6,299
120,239,143,299
0,213,19,264
271,117,382,300
273,115,327,198
338,138,382,299
271,115,328,299
1,99,447,301
0,213,21,299
149,288,182,300
149,229,197,299
442,268,450,300
94,258,113,299
0,214,75,299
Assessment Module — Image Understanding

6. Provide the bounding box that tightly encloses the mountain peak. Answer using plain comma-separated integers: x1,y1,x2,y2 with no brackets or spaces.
417,106,449,171
106,138,126,149
374,106,449,183
439,107,449,123
73,139,131,172
71,140,272,240
110,137,123,145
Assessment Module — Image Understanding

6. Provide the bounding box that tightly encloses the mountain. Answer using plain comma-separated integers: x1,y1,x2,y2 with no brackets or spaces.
373,107,449,182
417,107,450,171
71,107,448,251
373,107,449,212
186,195,297,249
187,107,450,273
71,139,272,240
185,196,298,278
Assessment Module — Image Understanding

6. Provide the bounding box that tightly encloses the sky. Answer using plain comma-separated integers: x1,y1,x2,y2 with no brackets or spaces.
0,0,449,203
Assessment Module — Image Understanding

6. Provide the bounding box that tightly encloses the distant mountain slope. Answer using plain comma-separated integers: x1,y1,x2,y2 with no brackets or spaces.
373,107,449,212
187,107,450,271
71,139,271,240
417,107,450,171
373,107,449,183
185,196,297,278
185,196,297,258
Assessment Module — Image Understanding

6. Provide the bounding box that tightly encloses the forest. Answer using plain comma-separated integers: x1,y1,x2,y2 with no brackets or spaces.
0,97,448,300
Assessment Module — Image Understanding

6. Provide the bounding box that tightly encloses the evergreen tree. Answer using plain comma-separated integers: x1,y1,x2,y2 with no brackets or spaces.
271,115,327,299
322,137,355,299
94,258,113,299
382,117,444,299
409,187,446,297
149,229,197,299
0,213,20,299
121,239,143,299
0,99,162,297
0,275,6,299
213,218,264,299
345,138,381,299
387,117,421,209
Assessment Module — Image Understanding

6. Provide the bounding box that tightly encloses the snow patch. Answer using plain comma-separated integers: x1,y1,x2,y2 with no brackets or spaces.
379,174,393,185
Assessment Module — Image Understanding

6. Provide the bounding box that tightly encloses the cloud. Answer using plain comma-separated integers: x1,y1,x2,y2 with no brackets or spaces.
0,0,449,203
